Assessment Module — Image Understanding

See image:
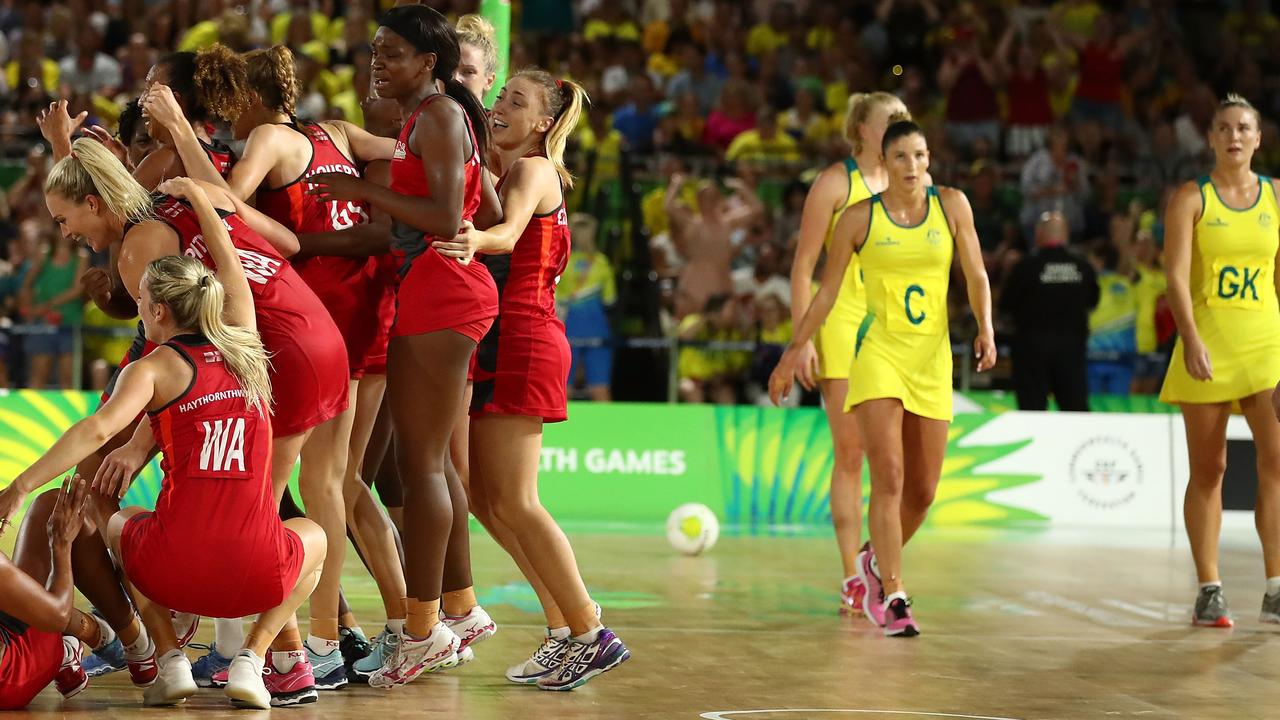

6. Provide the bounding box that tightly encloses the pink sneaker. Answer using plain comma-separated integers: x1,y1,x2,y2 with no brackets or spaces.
856,543,886,626
263,652,318,707
55,636,89,699
840,576,866,615
883,596,920,637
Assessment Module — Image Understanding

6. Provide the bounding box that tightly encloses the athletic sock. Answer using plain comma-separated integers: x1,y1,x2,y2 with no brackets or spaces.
885,590,908,605
571,625,603,645
157,648,184,669
271,648,306,673
1267,577,1280,597
305,634,340,657
548,626,571,641
215,617,245,655
386,618,406,635
90,612,116,651
123,626,153,661
1200,581,1222,591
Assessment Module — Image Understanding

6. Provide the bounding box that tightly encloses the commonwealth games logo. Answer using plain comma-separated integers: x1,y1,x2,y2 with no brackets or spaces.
1260,212,1273,228
1069,436,1143,510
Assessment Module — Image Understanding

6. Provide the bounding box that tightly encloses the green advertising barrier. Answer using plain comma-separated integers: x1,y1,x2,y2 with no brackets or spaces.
1,390,1093,536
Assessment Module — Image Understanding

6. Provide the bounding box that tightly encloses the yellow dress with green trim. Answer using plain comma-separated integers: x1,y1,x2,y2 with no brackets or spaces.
844,187,956,421
1160,175,1280,404
815,158,875,380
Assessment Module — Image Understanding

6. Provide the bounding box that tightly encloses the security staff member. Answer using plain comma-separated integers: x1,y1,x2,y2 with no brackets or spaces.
1000,211,1099,411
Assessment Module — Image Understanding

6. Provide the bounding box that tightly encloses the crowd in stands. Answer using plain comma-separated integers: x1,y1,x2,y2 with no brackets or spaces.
0,0,1272,406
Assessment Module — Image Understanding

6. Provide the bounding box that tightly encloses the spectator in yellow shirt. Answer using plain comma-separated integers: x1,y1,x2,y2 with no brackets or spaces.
747,4,793,58
726,108,801,165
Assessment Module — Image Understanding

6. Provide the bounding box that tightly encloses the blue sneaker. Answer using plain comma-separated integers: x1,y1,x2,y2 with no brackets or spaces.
190,643,233,688
306,644,347,690
84,636,127,678
536,628,630,691
350,629,390,684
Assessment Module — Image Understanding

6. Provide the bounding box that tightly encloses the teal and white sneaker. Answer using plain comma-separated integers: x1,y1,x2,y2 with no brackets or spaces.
306,643,347,690
350,628,391,684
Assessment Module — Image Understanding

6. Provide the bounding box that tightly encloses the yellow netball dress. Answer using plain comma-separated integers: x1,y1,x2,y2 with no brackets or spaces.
845,187,955,421
815,158,875,380
1161,175,1280,403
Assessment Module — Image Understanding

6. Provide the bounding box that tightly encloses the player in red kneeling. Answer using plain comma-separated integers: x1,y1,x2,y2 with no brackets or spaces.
9,178,327,709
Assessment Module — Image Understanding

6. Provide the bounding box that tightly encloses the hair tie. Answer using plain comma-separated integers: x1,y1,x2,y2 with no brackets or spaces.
69,150,78,160
198,274,211,290
555,78,564,89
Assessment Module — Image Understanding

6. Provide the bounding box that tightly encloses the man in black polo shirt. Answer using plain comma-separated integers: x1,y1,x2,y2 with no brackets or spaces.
1000,212,1099,411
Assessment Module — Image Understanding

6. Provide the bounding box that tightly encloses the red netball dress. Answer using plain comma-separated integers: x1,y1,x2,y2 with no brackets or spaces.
121,334,304,617
102,141,239,402
143,196,349,436
471,169,572,422
388,93,497,343
0,611,63,710
255,121,393,377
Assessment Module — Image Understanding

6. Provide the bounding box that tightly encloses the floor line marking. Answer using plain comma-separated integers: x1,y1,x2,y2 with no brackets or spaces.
699,710,1023,720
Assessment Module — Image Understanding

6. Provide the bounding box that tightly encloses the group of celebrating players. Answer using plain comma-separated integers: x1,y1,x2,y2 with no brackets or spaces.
0,5,627,709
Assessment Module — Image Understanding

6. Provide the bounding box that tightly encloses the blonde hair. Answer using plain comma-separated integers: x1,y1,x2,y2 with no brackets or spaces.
244,45,299,117
512,69,589,189
456,14,498,76
44,137,153,225
844,91,909,154
1217,92,1261,125
144,256,273,413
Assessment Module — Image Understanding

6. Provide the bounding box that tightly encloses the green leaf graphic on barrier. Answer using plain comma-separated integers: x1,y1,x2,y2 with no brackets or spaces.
715,406,1047,529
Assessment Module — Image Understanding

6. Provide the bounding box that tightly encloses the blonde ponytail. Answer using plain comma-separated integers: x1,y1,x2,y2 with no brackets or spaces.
456,14,499,76
843,91,909,154
44,137,153,225
144,256,273,413
513,68,589,189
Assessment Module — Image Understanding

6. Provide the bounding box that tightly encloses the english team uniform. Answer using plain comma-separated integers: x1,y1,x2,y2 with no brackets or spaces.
815,158,875,381
255,121,395,377
0,611,63,710
102,142,238,403
120,334,304,617
143,195,349,435
389,94,497,343
1160,175,1280,404
845,187,956,421
472,164,572,422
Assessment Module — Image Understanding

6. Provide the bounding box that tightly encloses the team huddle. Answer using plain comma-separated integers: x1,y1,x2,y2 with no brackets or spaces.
0,5,627,710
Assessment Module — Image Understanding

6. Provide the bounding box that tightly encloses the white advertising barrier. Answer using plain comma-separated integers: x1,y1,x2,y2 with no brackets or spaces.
959,411,1178,529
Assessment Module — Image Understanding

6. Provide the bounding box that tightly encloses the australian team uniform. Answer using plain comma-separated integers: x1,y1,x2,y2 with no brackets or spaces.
845,187,956,421
255,120,395,378
389,94,498,343
1161,175,1280,403
815,158,875,381
138,196,349,436
120,334,304,617
472,161,572,422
